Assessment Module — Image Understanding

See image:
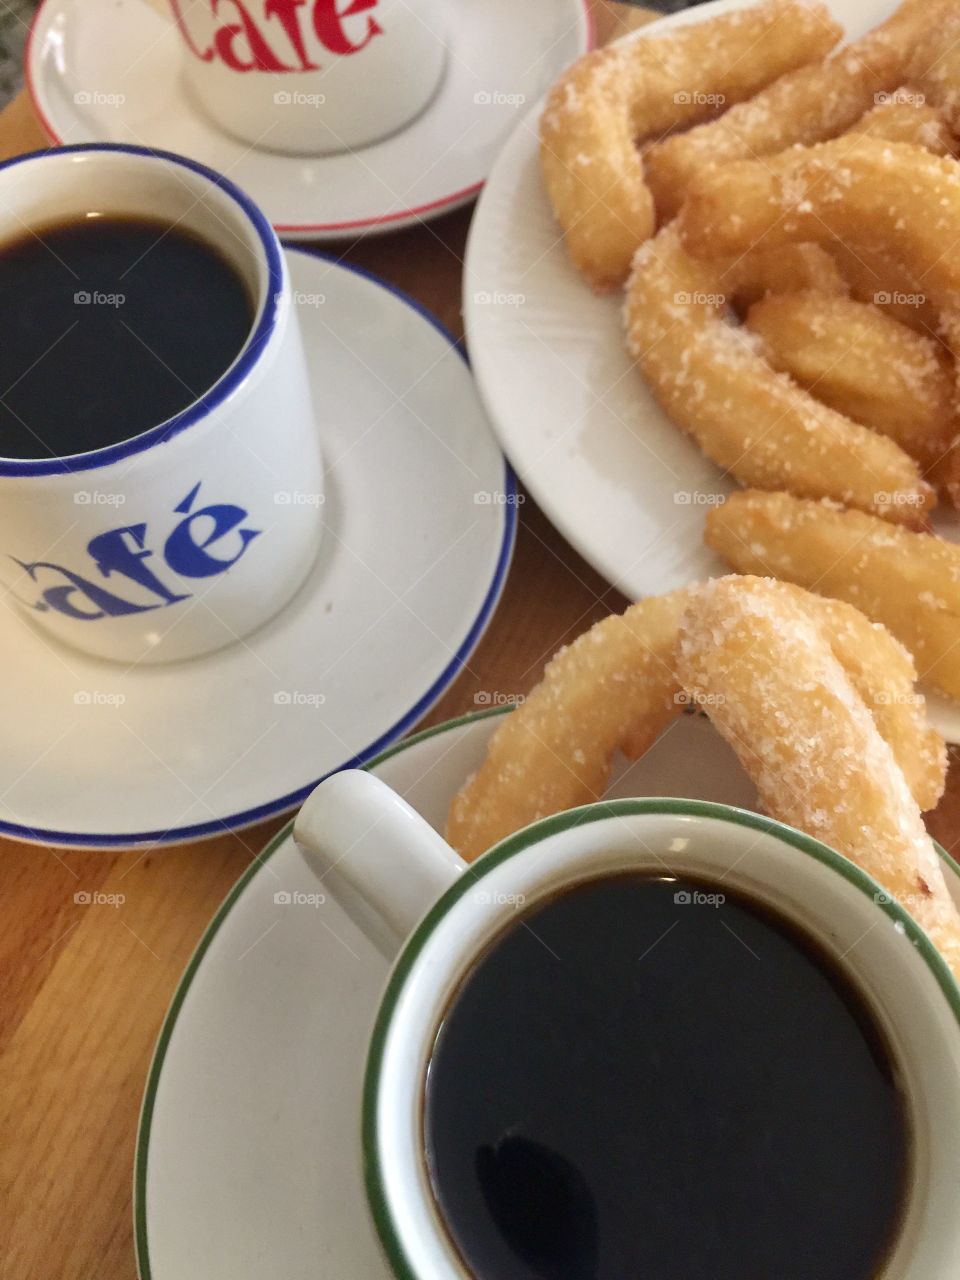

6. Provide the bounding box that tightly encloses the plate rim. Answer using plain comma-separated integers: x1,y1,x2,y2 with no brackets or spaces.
133,701,960,1280
0,250,516,849
24,0,595,235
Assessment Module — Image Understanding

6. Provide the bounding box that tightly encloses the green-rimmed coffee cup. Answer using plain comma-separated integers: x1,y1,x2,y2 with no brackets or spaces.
294,771,960,1279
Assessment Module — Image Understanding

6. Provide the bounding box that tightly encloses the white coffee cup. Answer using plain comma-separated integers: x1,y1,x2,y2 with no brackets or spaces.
0,143,323,665
295,771,960,1279
167,0,448,155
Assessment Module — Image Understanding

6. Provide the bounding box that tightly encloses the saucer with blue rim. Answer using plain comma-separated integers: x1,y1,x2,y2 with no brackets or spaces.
0,246,514,848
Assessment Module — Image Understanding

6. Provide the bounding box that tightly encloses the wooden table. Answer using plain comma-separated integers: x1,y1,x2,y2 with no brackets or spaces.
3,4,960,1275
0,5,662,1276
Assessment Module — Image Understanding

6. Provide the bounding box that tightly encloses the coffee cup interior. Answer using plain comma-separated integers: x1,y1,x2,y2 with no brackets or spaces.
0,146,269,341
363,803,960,1280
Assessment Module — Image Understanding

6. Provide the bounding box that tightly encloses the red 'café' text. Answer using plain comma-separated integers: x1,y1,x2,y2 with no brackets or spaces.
170,0,382,72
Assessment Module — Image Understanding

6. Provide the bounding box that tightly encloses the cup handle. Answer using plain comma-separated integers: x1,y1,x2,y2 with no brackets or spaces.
293,770,465,959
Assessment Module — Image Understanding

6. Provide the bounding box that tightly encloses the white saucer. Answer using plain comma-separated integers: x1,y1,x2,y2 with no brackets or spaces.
26,0,591,239
0,247,514,848
134,705,960,1280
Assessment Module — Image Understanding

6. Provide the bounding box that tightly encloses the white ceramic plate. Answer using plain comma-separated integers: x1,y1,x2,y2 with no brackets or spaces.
464,0,960,741
0,247,514,847
26,0,591,238
134,705,960,1280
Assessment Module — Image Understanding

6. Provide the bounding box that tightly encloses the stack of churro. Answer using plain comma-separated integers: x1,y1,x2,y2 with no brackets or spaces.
540,0,960,705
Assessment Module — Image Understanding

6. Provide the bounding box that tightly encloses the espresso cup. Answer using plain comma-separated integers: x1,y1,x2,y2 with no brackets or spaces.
167,0,448,155
0,143,323,665
295,771,960,1279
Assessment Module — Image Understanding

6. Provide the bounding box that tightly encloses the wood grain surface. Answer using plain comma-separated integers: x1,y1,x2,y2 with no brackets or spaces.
4,4,960,1277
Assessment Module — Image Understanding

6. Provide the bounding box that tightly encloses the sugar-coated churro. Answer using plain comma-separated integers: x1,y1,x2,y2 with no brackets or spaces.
540,0,840,290
677,575,960,979
623,227,933,524
706,489,960,701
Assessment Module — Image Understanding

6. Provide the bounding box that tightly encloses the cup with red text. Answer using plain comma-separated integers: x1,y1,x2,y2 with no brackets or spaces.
168,0,447,155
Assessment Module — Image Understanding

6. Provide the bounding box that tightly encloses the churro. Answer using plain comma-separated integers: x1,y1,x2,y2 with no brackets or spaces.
706,489,960,700
677,576,960,979
646,0,940,220
540,0,840,290
744,291,958,493
624,227,933,524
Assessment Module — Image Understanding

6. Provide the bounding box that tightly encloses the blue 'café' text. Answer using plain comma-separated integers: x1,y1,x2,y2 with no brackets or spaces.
13,482,262,621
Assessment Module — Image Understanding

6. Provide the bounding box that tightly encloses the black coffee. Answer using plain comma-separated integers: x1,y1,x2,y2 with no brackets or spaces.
424,874,909,1280
0,214,253,460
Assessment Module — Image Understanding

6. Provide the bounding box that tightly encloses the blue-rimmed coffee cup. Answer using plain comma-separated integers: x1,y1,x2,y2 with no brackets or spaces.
295,771,960,1279
0,143,323,664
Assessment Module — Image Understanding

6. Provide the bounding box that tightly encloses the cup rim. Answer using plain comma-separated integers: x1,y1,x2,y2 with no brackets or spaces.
0,141,283,479
362,795,960,1280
